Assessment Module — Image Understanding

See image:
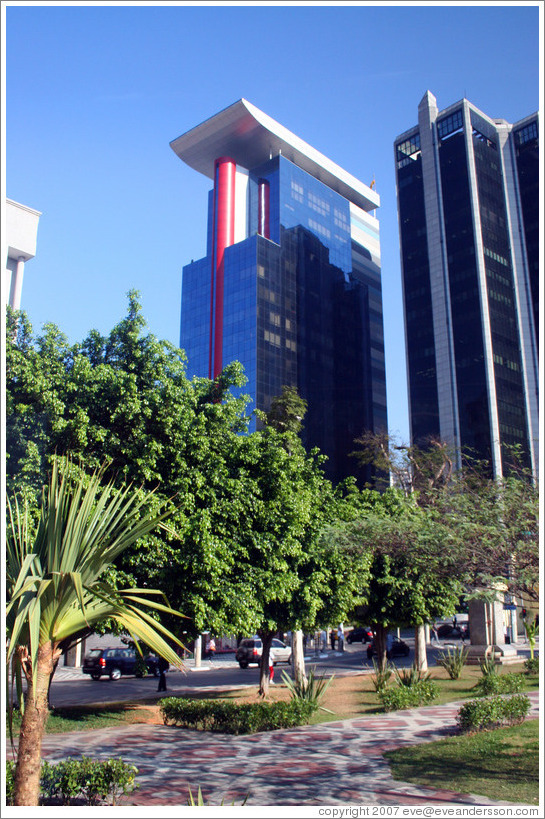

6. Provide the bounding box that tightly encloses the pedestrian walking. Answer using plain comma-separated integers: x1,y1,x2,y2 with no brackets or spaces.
337,626,344,652
269,646,276,684
330,629,336,651
207,636,216,660
157,656,169,692
430,625,439,643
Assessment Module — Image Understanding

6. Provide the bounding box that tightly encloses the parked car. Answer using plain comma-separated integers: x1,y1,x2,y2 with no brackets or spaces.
235,638,292,668
434,614,470,640
346,627,373,644
82,647,163,680
366,636,410,660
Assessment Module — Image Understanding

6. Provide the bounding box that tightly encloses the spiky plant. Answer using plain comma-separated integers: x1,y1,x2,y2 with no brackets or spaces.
280,666,334,712
6,459,186,806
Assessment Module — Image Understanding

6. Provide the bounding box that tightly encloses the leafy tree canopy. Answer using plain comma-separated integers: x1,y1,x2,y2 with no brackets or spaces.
6,295,376,646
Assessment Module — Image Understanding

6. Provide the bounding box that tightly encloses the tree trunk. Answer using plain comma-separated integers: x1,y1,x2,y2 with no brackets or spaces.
414,624,428,671
258,631,274,698
292,630,307,689
14,643,57,805
373,623,389,671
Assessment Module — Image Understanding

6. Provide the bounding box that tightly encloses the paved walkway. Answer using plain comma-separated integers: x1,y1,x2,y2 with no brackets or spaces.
16,690,539,807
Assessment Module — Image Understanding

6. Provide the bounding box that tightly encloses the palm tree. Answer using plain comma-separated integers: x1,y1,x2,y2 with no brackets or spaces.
6,459,186,806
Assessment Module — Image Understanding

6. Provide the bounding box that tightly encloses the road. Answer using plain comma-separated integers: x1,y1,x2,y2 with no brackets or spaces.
48,636,534,709
49,639,413,708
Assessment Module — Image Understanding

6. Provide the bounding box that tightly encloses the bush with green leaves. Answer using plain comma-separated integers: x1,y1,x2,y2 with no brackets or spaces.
280,667,334,713
474,672,526,697
159,697,314,733
5,757,138,806
524,657,539,675
457,694,531,733
435,646,468,679
378,679,438,712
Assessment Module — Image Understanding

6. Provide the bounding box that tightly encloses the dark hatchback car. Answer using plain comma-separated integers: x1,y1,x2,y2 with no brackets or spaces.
366,636,410,660
346,627,373,644
82,647,163,681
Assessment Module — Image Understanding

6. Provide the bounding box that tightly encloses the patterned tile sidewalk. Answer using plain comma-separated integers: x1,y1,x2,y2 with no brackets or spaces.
9,690,538,807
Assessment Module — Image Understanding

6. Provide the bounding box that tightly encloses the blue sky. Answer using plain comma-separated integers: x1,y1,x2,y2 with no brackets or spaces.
4,1,541,442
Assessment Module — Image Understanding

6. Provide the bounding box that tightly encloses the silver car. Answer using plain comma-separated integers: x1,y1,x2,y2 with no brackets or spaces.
235,637,292,668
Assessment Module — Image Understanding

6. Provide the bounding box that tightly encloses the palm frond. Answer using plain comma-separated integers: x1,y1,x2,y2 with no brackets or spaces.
6,457,185,705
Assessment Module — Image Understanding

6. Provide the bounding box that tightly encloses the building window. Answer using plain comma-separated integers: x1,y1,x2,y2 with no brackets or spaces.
437,110,463,139
472,128,497,150
291,181,304,203
396,133,421,168
307,191,330,216
264,330,281,347
308,218,331,240
515,121,538,145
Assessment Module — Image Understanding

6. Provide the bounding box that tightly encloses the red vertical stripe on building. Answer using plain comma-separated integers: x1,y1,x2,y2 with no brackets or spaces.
210,157,236,379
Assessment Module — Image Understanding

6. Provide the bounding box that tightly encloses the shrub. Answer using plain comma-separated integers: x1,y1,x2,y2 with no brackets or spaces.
5,757,138,806
457,694,531,733
474,672,526,697
393,664,432,687
524,657,539,675
159,697,314,733
370,659,393,693
281,666,334,713
436,646,468,679
378,679,438,712
479,655,498,679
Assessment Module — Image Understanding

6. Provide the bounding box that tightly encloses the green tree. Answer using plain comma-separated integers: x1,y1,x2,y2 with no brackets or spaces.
433,453,539,604
325,495,462,670
6,297,369,677
205,424,370,697
265,384,308,435
6,459,185,806
6,296,254,641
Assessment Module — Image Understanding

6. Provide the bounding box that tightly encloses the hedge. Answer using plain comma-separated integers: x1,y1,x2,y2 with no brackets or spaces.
457,694,531,733
473,672,526,697
159,697,315,733
378,679,438,712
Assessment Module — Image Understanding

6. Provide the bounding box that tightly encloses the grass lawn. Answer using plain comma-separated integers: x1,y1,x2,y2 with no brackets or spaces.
7,662,538,734
384,718,540,806
7,703,155,735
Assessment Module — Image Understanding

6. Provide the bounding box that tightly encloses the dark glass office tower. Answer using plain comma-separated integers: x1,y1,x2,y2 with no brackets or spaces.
171,100,387,485
395,92,539,477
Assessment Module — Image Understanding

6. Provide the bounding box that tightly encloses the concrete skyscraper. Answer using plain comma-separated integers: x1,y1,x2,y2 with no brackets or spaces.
171,100,388,485
395,91,539,477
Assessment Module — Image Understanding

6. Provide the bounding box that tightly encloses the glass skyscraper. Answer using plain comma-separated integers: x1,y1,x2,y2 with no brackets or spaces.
395,92,539,477
171,99,388,485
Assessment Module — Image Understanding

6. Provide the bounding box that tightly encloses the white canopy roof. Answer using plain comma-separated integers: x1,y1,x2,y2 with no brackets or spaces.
170,99,379,213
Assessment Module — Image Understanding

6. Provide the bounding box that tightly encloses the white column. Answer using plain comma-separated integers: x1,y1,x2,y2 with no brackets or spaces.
9,256,25,310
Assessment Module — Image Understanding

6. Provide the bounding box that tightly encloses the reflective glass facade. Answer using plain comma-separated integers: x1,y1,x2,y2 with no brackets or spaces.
395,94,539,477
513,118,539,343
181,154,387,486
